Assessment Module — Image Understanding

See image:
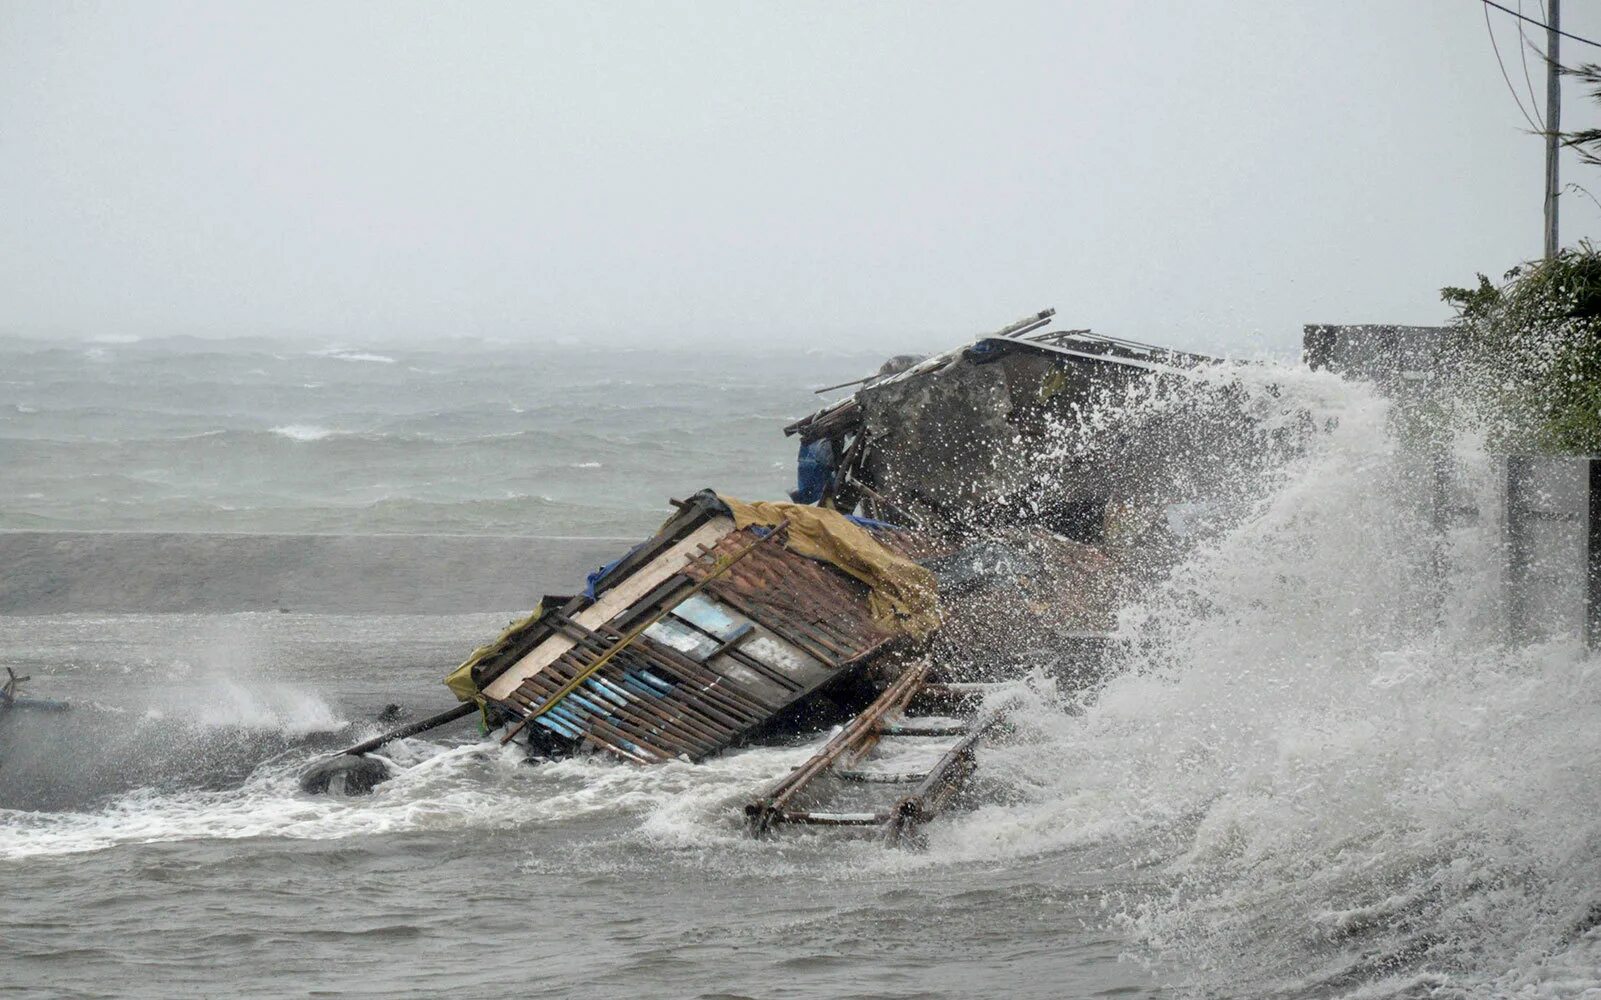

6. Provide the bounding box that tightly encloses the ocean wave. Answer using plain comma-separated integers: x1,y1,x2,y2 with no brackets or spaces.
0,727,829,862
312,348,397,364
269,424,343,442
879,366,1601,998
0,739,580,859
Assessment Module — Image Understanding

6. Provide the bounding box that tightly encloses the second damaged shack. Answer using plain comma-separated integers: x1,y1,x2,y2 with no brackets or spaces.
782,312,1281,678
784,313,1231,544
447,492,943,762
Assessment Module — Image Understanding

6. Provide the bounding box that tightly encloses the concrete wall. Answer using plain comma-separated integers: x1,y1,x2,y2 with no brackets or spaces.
1303,326,1599,646
1303,324,1465,398
1504,457,1599,645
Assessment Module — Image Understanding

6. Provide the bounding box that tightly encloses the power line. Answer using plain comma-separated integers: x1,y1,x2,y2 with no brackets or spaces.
1482,0,1601,49
1486,2,1545,132
1518,1,1543,118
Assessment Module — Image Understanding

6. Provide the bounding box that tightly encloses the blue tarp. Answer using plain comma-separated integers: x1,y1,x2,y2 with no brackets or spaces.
582,540,647,600
846,513,902,532
788,437,836,504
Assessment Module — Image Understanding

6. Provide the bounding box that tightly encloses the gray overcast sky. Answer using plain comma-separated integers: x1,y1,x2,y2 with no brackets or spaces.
3,1,1599,355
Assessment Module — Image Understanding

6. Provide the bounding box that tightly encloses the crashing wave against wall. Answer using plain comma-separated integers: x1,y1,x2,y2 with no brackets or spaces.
948,362,1601,997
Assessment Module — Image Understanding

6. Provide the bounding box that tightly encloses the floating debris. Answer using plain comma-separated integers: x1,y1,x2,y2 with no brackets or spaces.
745,659,1009,846
0,667,70,716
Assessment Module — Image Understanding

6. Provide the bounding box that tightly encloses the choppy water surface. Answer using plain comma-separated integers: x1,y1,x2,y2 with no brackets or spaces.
0,613,1159,999
0,335,874,536
3,337,1600,998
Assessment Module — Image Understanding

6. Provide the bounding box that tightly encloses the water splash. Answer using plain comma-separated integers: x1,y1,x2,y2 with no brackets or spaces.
911,364,1601,997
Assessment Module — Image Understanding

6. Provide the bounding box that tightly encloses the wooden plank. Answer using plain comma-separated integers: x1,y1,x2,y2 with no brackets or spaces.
781,811,886,826
482,518,733,701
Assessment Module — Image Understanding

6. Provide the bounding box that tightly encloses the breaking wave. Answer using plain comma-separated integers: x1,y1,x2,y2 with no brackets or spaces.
268,423,342,442
311,348,397,364
0,727,822,861
909,366,1601,997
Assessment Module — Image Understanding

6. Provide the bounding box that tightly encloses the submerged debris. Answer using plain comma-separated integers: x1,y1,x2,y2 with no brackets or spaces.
0,667,70,716
297,754,394,796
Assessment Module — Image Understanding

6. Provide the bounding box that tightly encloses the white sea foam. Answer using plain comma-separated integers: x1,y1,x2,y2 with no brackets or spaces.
269,424,339,442
0,745,509,858
313,348,397,364
0,737,796,860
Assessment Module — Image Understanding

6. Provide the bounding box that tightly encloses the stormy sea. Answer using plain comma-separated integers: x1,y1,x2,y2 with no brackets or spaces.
3,335,1599,999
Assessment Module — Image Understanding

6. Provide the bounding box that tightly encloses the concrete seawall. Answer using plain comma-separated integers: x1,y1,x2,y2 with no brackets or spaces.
0,532,627,615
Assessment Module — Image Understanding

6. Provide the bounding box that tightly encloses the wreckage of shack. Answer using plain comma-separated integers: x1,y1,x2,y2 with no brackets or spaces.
784,309,1225,540
447,492,944,763
442,310,1243,757
316,309,1260,839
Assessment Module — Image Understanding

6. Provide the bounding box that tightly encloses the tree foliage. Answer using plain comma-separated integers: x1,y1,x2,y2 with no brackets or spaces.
1441,245,1601,453
1561,64,1601,166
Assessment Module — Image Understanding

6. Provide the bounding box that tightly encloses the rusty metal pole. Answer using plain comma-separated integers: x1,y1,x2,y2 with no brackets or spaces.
334,701,478,757
1506,456,1531,644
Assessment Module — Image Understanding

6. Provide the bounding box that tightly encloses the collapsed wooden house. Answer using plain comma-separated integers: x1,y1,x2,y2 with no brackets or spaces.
449,491,945,763
311,308,1255,841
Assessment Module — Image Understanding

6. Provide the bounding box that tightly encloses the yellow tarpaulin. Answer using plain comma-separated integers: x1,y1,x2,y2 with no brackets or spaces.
443,600,547,703
716,495,942,640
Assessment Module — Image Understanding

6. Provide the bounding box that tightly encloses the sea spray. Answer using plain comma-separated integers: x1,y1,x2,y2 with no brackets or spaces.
918,363,1601,997
0,616,348,812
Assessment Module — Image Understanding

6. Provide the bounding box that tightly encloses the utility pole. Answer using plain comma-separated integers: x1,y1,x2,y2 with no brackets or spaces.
1545,0,1562,259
